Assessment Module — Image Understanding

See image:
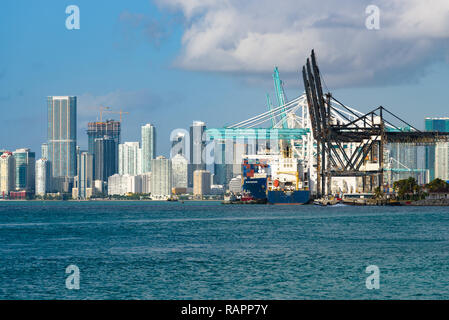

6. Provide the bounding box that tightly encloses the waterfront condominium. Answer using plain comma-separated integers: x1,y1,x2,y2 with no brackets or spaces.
35,158,52,196
141,124,156,173
151,156,172,199
47,96,77,178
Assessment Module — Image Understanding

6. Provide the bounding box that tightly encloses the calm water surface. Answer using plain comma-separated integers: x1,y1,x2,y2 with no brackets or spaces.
1,201,449,299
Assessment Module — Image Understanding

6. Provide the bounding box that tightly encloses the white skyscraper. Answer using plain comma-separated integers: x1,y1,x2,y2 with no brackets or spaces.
0,152,16,198
35,158,51,196
119,142,141,176
171,154,188,188
151,156,172,199
141,124,156,173
435,142,449,180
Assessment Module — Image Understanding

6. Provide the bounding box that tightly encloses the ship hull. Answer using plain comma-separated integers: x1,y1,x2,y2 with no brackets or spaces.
242,178,267,200
267,190,310,204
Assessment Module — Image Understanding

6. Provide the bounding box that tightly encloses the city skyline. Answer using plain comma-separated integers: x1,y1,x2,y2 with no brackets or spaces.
1,1,449,158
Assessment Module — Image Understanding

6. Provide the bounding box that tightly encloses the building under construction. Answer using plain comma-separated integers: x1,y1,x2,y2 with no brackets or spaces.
87,120,121,155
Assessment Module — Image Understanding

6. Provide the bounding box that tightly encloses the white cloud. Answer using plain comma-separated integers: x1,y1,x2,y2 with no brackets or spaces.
156,0,449,87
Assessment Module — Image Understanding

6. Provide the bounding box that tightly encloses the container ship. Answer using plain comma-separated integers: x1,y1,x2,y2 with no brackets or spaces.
241,149,310,205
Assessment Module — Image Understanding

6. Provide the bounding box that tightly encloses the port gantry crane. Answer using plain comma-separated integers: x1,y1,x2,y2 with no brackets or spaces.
302,49,449,197
207,52,448,197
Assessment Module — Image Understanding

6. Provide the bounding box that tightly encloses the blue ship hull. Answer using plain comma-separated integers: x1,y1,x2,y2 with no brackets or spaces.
242,178,267,200
267,190,310,204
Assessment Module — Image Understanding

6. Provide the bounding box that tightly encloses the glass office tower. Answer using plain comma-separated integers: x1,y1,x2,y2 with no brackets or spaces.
47,96,77,178
94,136,118,182
12,148,35,192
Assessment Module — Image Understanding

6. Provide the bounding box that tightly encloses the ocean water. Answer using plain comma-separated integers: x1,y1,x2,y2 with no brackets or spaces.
1,201,449,300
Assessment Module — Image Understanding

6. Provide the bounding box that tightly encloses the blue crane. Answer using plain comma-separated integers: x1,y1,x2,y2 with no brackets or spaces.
273,67,288,128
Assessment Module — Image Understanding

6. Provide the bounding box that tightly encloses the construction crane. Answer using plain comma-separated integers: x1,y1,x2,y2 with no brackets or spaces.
99,106,111,122
99,107,129,122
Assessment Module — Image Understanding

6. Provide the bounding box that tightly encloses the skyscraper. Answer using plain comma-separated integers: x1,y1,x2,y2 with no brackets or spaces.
425,117,449,181
141,124,156,173
213,140,234,187
94,136,118,182
171,132,187,158
119,142,141,176
87,120,120,178
193,170,211,198
13,148,35,192
75,151,93,199
41,143,48,159
151,156,172,199
171,154,188,188
35,158,51,196
87,120,121,155
0,152,15,198
47,96,77,178
189,121,206,187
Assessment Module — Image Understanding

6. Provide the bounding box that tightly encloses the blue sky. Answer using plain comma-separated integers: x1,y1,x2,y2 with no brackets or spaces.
1,0,449,157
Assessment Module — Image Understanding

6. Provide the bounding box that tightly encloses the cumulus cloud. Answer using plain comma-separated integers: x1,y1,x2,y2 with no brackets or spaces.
156,0,449,87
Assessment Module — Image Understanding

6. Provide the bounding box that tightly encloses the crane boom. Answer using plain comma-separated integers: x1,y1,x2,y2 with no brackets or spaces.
273,67,288,128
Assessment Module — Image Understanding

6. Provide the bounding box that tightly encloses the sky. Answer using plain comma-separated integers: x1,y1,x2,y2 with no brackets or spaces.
1,0,449,158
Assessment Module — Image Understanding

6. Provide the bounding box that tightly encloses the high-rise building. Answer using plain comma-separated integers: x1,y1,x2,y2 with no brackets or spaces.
87,120,120,178
35,158,52,196
119,142,141,176
74,151,93,199
41,143,48,159
189,121,206,187
0,152,15,198
171,132,187,158
171,154,188,188
141,124,156,173
47,96,77,178
425,118,449,181
151,156,172,199
213,140,234,187
193,170,211,197
94,136,118,182
12,148,36,193
87,120,121,155
140,172,152,194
